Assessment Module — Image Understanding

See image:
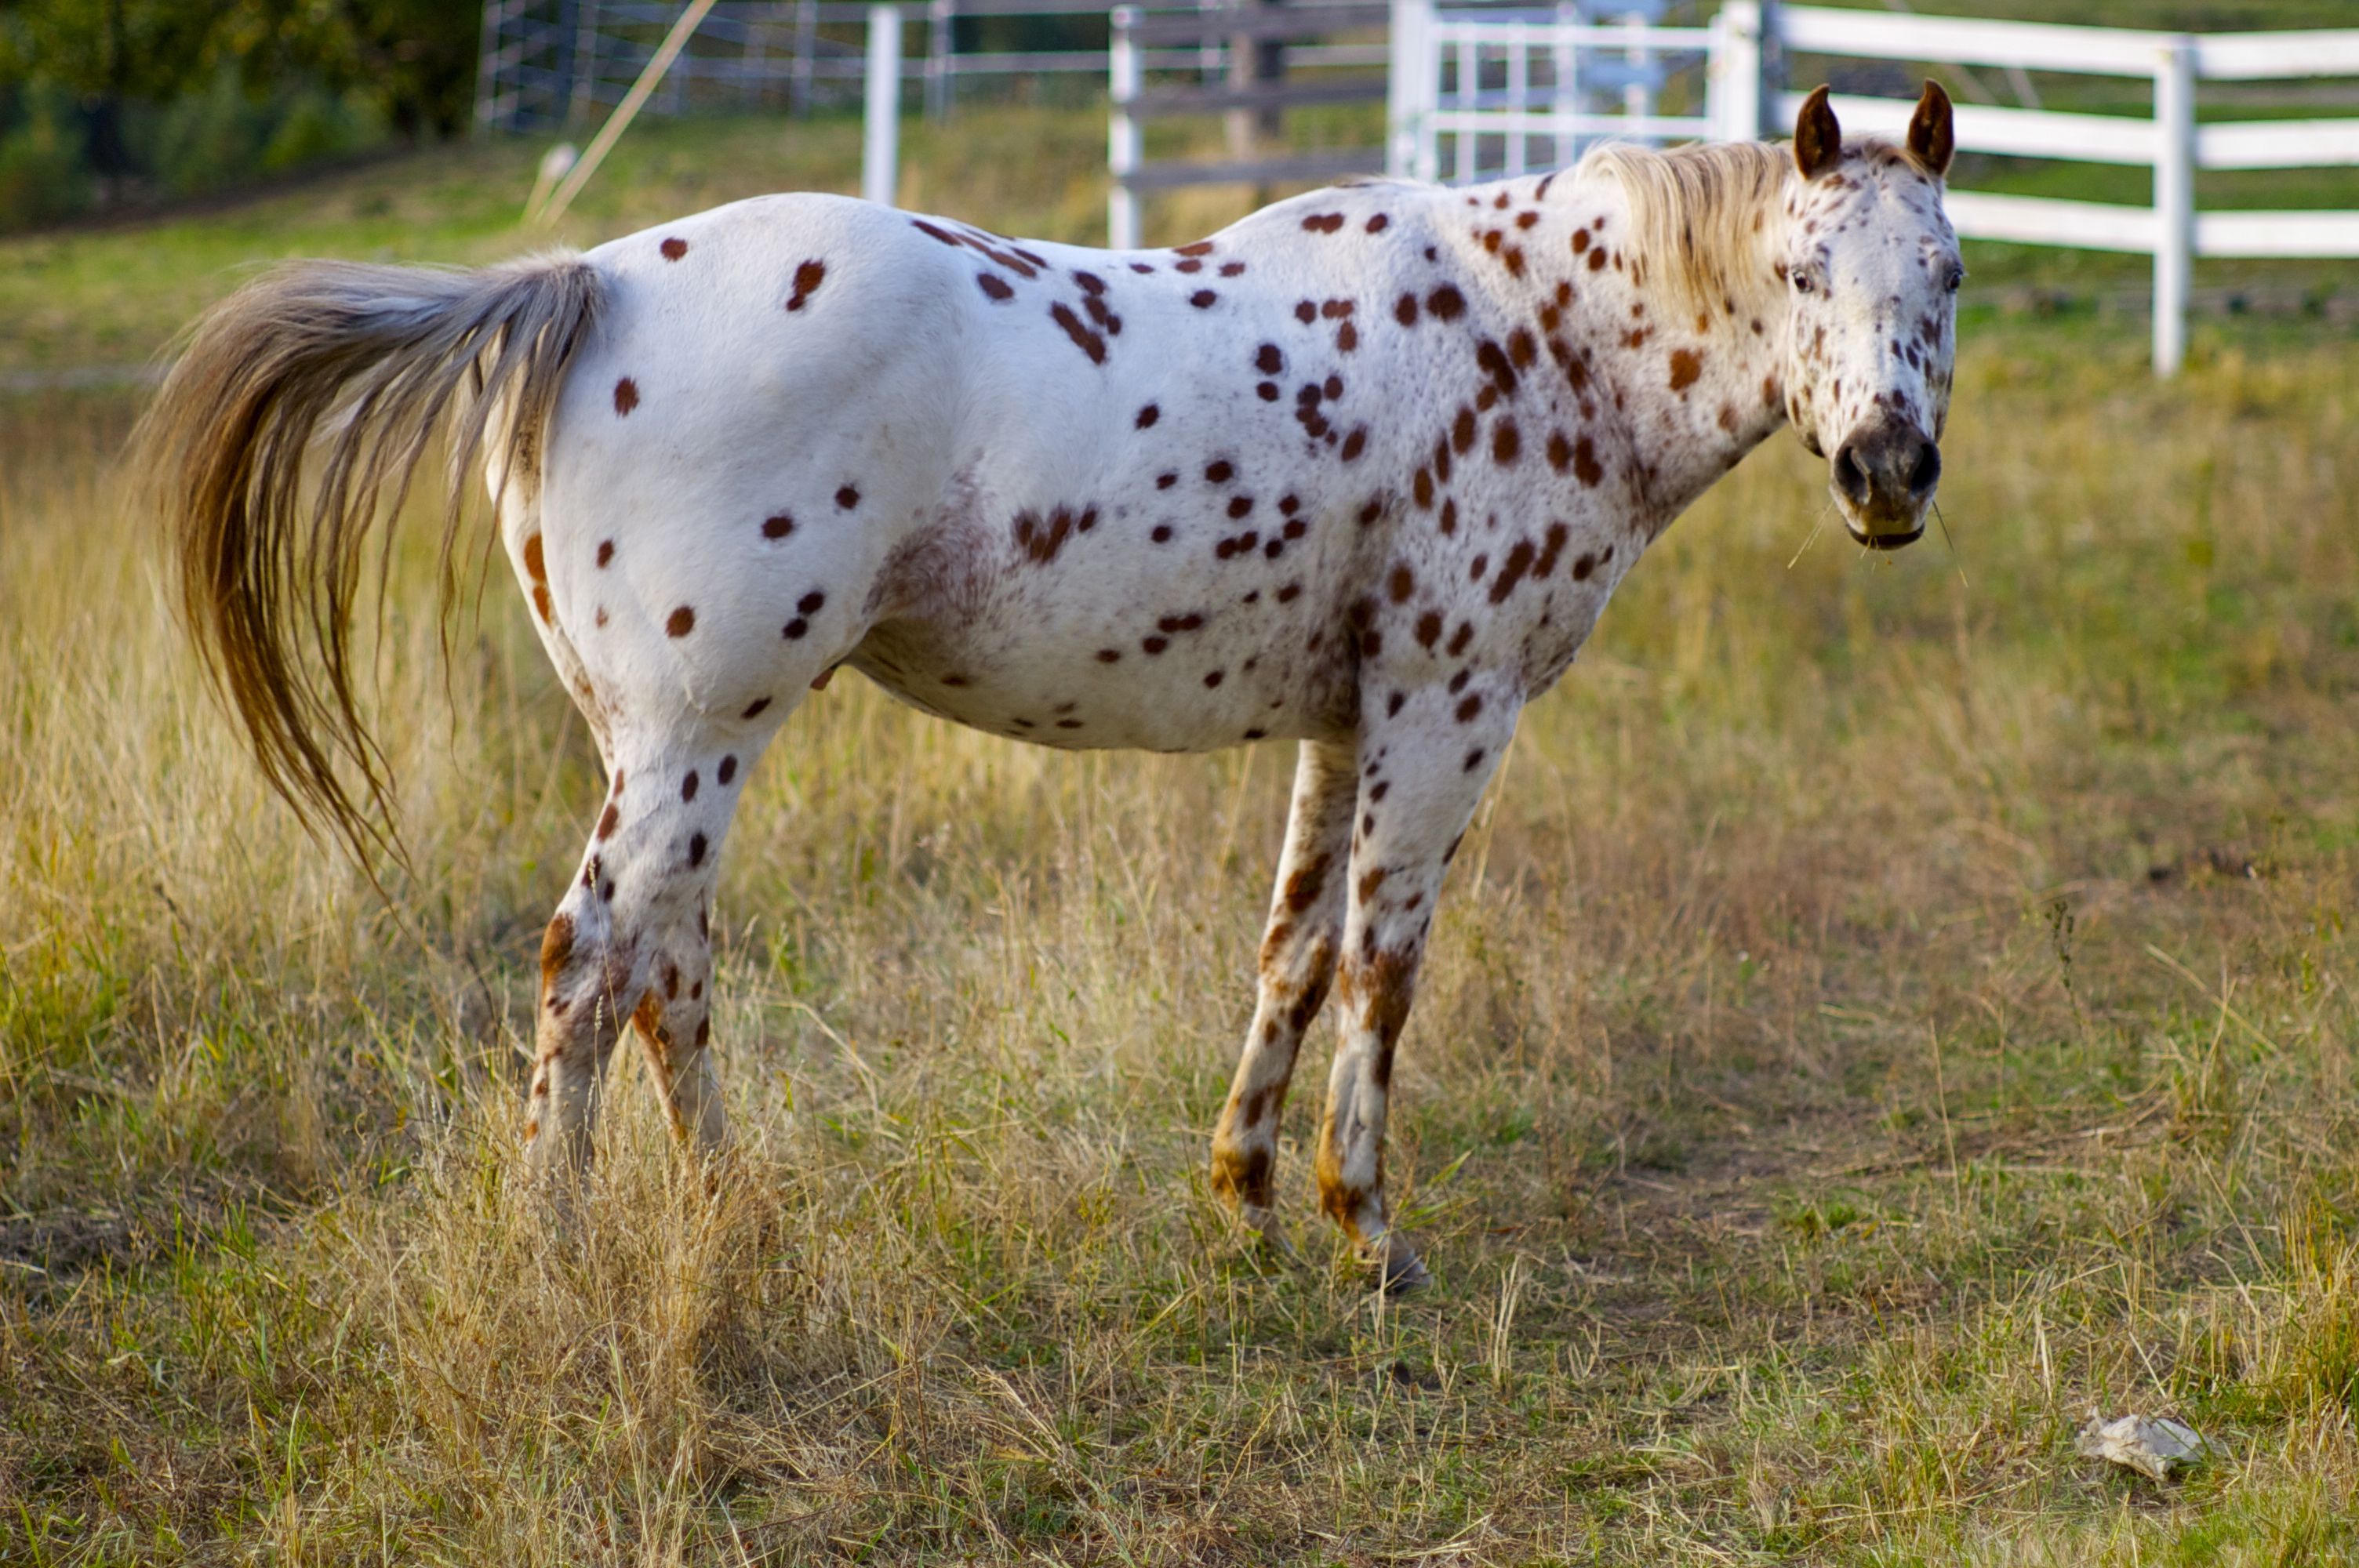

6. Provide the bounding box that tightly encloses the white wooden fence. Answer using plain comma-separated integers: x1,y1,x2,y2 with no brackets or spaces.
1387,0,2359,374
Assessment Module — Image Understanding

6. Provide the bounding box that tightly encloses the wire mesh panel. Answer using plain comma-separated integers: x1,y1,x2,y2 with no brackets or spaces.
1396,0,1720,183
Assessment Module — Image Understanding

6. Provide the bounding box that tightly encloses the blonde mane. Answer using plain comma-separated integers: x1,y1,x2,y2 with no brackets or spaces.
1576,139,1794,317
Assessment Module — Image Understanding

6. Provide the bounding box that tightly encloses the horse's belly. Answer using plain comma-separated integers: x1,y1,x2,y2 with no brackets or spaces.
846,572,1350,753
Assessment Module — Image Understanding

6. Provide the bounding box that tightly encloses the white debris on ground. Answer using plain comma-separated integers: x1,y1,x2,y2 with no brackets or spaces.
2077,1410,2209,1481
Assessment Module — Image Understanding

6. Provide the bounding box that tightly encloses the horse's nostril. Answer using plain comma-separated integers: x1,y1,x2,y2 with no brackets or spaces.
1908,442,1941,495
1834,446,1870,502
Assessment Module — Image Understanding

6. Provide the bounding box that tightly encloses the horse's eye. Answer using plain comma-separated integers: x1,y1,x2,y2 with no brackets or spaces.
1944,267,1965,293
1793,273,1814,294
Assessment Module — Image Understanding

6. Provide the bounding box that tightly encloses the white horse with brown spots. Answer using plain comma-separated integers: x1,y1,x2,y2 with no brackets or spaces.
137,85,1959,1288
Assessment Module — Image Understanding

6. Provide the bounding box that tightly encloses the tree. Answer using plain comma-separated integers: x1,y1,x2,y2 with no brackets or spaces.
218,0,479,142
0,0,224,178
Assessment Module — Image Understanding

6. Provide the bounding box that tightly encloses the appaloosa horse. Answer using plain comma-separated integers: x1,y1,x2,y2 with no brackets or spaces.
138,84,1960,1287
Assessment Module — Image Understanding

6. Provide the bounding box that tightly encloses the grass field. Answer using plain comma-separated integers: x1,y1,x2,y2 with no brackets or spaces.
5,97,2359,1564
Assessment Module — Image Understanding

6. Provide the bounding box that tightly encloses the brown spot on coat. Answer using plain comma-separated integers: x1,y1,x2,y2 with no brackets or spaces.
1015,505,1096,565
666,605,696,637
613,377,639,415
1488,539,1536,604
1050,302,1107,364
1535,521,1569,577
1285,852,1331,913
1572,435,1605,487
540,913,576,989
786,260,827,311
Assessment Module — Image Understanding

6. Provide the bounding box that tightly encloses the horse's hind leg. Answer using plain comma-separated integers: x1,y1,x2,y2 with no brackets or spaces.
628,825,731,1154
1211,739,1357,1248
525,727,761,1179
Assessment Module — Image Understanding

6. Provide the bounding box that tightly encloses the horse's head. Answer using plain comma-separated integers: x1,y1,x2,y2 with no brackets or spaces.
1780,82,1960,550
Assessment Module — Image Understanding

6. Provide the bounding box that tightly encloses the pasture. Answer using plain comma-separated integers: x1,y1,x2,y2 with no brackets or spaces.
5,103,2359,1564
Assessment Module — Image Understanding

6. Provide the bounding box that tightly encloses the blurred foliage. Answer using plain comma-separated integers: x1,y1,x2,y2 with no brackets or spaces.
0,0,472,231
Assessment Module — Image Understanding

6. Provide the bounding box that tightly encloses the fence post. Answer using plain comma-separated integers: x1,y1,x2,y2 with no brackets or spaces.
1621,11,1652,140
1386,0,1425,178
2152,36,2195,376
926,0,955,122
474,0,507,135
1230,0,1289,159
1109,7,1142,249
1714,0,1761,144
791,0,817,118
1551,1,1578,169
864,4,902,207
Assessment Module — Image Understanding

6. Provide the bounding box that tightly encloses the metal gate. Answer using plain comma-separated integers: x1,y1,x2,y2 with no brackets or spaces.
1384,0,1747,183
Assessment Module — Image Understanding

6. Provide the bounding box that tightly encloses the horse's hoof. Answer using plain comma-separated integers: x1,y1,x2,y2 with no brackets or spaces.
1376,1247,1431,1297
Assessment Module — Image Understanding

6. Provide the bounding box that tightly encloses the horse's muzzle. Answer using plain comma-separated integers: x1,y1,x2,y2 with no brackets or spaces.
1831,416,1939,549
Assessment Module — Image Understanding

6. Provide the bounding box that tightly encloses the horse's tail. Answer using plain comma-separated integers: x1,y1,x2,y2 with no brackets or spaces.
133,253,604,868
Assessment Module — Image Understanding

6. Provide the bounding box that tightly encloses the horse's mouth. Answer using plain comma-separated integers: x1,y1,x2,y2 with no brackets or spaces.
1846,522,1925,551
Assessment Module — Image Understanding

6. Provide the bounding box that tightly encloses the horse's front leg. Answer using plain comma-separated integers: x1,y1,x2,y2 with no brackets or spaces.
1212,738,1358,1249
1317,676,1521,1291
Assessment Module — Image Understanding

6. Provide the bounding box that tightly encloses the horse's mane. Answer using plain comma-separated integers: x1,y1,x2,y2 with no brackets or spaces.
1576,139,1794,317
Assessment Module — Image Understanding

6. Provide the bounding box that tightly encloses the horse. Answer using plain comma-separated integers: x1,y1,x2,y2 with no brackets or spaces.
136,82,1959,1289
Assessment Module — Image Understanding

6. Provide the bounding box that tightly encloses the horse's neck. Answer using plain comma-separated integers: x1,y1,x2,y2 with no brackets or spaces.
1544,176,1792,532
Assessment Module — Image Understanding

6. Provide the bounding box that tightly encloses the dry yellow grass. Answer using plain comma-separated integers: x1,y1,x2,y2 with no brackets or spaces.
5,134,2359,1563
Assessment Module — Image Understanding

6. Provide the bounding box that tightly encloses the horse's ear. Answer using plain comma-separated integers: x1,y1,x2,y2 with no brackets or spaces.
1793,85,1841,180
1907,78,1955,177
